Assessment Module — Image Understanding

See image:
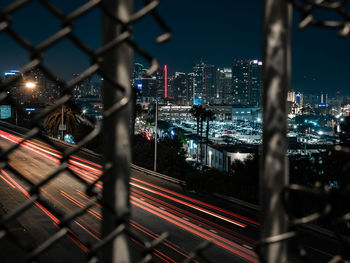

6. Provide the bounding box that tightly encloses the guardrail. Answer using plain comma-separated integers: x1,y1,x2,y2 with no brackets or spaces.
213,193,260,211
130,163,186,186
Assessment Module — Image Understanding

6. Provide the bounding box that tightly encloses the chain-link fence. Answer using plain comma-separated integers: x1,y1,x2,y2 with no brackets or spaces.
1,0,350,263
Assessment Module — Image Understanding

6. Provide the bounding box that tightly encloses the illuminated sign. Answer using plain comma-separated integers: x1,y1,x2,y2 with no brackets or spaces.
0,105,11,119
4,70,19,77
193,99,202,105
4,72,15,76
25,108,36,111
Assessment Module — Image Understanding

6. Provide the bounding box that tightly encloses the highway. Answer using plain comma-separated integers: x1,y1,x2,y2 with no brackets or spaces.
0,127,260,262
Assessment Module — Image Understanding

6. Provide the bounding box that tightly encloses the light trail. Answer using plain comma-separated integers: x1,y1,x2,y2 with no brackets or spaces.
131,188,255,246
60,190,102,220
42,188,101,237
130,237,172,263
130,220,199,263
71,156,102,169
59,190,189,262
130,182,247,228
0,173,16,188
0,168,179,263
131,177,260,226
75,189,200,262
131,196,258,263
1,169,59,224
0,169,89,252
71,187,255,262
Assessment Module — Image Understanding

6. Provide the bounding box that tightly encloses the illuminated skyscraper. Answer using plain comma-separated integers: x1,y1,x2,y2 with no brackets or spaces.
191,59,217,104
187,72,195,104
216,68,232,104
133,62,146,92
170,72,187,104
232,59,262,107
192,59,206,105
204,64,216,103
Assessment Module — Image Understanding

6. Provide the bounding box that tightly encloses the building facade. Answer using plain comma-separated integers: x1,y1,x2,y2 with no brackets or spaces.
216,67,232,105
232,59,262,107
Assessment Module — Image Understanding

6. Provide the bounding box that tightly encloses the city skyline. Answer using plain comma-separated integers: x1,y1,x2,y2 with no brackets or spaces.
1,0,350,95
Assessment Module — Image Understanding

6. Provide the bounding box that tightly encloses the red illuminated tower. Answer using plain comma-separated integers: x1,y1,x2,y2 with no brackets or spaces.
164,65,168,98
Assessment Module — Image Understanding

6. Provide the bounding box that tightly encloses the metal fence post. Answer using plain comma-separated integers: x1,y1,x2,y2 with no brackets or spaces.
260,0,292,262
100,0,133,262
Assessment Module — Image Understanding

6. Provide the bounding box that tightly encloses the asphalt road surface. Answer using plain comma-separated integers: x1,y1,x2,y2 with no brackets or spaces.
0,128,260,263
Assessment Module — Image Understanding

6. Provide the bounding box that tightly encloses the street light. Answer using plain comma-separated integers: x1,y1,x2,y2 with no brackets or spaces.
25,81,36,89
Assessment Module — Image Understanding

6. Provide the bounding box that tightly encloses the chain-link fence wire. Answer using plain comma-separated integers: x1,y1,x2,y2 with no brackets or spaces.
256,1,350,262
0,0,214,262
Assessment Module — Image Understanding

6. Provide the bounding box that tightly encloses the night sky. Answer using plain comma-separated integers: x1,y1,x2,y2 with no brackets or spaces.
0,0,349,95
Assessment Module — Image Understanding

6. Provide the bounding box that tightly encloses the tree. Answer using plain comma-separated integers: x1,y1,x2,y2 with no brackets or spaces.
135,103,143,118
189,105,205,163
44,104,79,139
132,134,192,180
203,109,215,165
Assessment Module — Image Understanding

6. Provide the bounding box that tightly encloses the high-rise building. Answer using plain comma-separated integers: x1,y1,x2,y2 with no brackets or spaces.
169,72,187,104
232,59,262,107
141,75,157,98
249,60,262,107
192,59,206,105
216,68,232,104
303,93,319,107
319,92,328,107
203,64,216,104
134,63,146,79
295,92,303,106
139,69,164,102
187,73,195,104
133,62,147,94
287,90,303,114
287,90,296,103
72,75,96,100
191,59,217,104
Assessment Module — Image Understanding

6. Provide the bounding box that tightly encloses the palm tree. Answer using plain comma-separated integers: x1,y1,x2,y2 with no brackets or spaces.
189,105,205,163
44,104,79,139
203,109,215,165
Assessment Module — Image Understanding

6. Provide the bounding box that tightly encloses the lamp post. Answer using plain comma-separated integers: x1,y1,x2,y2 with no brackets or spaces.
154,97,158,172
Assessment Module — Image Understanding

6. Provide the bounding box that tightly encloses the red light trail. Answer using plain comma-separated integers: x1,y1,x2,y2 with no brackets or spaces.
131,197,258,263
